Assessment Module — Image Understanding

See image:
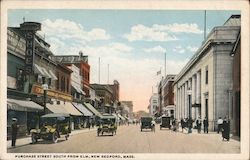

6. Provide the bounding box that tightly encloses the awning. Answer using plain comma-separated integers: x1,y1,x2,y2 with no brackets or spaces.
7,98,43,112
41,68,52,78
34,64,46,77
48,70,58,80
46,102,69,114
102,114,116,119
34,64,51,78
72,83,86,95
83,102,103,118
72,102,93,117
118,114,126,121
47,101,83,116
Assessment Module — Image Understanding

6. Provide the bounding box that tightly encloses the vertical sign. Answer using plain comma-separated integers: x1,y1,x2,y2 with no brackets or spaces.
20,22,41,74
25,31,35,74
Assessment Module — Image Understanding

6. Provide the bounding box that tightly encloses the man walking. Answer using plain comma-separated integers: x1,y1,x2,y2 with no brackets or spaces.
217,117,223,134
196,117,202,133
203,117,209,134
11,118,19,147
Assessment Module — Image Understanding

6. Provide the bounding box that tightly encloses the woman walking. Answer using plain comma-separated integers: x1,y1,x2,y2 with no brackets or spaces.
222,117,230,141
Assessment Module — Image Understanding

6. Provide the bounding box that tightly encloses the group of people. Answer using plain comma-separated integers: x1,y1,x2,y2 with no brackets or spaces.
178,116,231,141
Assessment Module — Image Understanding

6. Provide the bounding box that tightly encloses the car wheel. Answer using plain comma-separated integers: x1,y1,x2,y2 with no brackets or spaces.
52,132,58,143
31,133,37,144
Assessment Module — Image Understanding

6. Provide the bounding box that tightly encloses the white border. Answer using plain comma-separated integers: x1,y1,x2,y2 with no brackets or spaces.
0,0,249,160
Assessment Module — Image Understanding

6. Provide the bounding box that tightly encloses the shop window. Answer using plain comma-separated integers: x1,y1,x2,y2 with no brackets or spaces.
61,76,65,92
205,66,208,84
42,77,46,84
48,78,52,86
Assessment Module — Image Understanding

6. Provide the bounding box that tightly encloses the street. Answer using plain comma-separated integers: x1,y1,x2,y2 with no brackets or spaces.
8,124,240,153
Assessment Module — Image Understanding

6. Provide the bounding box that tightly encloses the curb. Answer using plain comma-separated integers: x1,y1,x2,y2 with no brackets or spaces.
7,128,97,149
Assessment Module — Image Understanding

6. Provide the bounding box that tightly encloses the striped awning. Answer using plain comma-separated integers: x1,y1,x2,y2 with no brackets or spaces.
47,101,82,116
83,102,103,118
7,98,43,112
72,102,93,117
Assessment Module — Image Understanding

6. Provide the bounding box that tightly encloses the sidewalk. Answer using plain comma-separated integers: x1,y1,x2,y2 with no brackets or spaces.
7,127,97,149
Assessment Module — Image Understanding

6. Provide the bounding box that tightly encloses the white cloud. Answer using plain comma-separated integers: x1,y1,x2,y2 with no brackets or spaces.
143,45,166,53
123,24,177,42
124,23,202,42
153,23,203,34
187,46,198,52
38,19,111,45
173,45,185,54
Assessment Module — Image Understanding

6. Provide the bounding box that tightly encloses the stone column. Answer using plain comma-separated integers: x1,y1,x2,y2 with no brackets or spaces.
192,76,196,119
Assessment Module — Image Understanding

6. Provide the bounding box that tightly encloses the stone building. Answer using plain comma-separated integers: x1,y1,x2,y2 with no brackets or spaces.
230,26,241,137
174,15,240,131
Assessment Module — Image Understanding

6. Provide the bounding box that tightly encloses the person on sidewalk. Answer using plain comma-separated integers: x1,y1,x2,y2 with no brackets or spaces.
217,117,223,134
11,118,19,147
222,116,230,141
196,117,202,133
180,118,184,132
203,117,209,134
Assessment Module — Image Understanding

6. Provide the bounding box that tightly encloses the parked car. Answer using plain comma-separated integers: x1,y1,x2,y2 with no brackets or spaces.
160,116,171,130
30,113,71,143
97,114,117,136
140,116,153,131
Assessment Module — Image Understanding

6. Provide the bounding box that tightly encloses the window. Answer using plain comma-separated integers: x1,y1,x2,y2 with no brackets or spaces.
205,66,208,84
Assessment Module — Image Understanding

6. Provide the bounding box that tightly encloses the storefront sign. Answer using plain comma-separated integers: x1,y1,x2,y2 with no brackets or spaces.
32,84,72,101
20,22,41,74
25,31,35,74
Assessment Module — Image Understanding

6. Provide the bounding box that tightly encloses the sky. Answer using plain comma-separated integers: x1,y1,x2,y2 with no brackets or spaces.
8,10,240,112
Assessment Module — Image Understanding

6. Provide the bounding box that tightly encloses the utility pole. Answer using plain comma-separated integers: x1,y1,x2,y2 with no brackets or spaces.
204,10,207,41
98,57,100,84
164,52,166,78
107,64,109,84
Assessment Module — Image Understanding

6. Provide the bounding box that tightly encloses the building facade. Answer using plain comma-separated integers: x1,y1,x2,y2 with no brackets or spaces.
148,93,158,116
230,28,241,137
162,75,176,118
174,15,240,132
52,52,90,97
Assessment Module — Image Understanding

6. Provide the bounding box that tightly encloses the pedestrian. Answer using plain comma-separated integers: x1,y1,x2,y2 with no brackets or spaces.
180,118,184,132
196,117,202,133
151,119,156,132
217,117,223,134
11,118,19,147
203,117,209,134
222,116,230,141
187,118,193,133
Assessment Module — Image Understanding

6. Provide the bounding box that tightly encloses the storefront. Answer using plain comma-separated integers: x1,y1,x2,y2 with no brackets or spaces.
7,98,43,139
72,102,93,128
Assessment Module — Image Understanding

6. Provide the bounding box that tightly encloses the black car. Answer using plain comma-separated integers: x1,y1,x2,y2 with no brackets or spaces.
160,116,171,130
140,117,153,131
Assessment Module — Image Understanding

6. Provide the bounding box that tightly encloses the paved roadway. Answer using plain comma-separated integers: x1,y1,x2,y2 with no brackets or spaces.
8,124,240,153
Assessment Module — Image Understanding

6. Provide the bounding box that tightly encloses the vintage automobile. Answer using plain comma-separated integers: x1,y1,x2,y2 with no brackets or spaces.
30,113,71,143
160,116,171,130
140,116,153,131
97,114,117,136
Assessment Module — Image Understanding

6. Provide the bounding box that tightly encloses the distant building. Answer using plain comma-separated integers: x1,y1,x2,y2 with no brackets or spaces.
148,93,158,116
120,101,133,119
90,83,114,114
162,75,176,118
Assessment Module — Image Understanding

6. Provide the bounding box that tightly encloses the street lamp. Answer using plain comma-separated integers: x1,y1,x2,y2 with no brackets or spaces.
187,89,192,134
42,83,48,115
